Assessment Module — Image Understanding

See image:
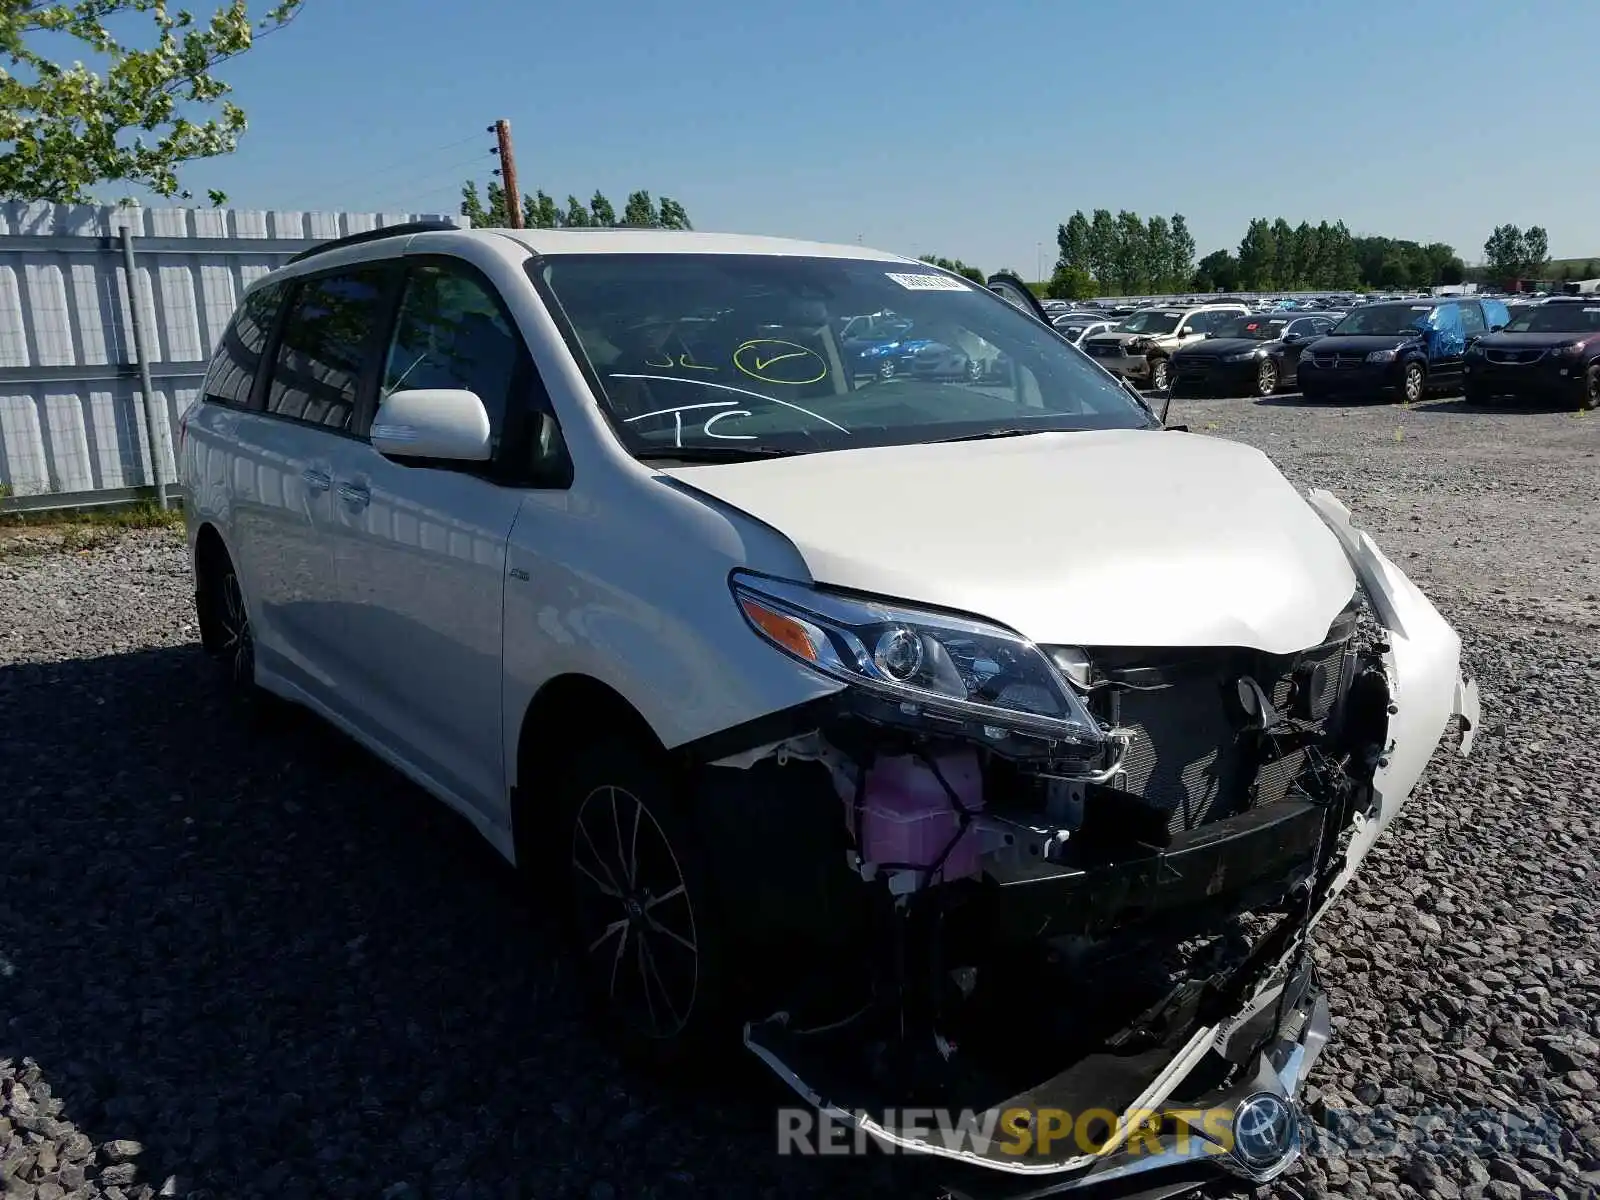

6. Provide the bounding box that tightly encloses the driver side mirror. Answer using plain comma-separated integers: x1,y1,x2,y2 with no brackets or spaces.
1281,331,1301,344
1489,323,1505,332
371,389,493,462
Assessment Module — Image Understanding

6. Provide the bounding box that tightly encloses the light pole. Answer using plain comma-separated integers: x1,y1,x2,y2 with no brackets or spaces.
1036,241,1043,283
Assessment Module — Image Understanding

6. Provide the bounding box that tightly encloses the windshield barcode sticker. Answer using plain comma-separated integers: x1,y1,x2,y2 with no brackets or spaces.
886,272,972,292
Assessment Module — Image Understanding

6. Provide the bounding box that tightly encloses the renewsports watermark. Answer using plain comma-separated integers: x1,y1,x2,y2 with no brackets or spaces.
776,1104,1570,1160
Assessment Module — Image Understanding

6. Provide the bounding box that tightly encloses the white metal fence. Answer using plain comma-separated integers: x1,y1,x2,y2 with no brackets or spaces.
0,203,466,511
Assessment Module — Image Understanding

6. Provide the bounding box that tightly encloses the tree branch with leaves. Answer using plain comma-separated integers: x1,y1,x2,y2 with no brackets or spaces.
1,0,304,204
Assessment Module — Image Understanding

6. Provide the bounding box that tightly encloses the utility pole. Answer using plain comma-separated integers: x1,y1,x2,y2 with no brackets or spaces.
490,119,523,228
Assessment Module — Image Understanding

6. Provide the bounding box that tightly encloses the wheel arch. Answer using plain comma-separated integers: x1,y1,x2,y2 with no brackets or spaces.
192,521,232,654
510,672,665,868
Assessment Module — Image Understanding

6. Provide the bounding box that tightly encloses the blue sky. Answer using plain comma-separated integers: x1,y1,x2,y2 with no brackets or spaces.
115,0,1600,273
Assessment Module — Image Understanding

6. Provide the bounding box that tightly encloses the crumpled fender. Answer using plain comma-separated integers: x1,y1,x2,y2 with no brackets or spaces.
1305,490,1479,904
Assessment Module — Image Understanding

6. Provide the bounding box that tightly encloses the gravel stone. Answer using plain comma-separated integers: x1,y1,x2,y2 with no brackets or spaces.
2,394,1598,1199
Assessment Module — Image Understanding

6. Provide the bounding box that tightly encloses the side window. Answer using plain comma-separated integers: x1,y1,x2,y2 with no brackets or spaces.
381,263,523,453
265,269,390,432
202,282,282,408
1181,311,1210,335
1459,302,1486,335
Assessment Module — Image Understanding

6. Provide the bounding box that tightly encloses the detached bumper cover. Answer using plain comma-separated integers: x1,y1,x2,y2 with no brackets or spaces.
753,965,1333,1197
1305,489,1478,901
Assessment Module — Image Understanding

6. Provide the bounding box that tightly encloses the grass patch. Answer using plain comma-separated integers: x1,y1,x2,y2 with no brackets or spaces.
0,501,183,557
1,500,183,531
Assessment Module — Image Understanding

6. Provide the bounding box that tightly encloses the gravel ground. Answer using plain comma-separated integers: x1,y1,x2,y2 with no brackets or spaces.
2,393,1598,1200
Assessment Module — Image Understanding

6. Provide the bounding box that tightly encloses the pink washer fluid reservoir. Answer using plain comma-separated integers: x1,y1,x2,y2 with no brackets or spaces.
858,750,985,881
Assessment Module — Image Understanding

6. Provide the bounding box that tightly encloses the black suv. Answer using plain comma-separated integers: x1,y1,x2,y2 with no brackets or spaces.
1463,298,1600,408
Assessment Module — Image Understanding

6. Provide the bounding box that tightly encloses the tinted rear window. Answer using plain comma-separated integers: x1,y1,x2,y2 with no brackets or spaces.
202,282,283,407
264,269,390,432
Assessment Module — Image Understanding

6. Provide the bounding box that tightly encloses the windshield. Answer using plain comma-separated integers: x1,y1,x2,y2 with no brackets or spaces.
1331,304,1433,336
535,254,1154,458
1213,315,1293,340
1504,304,1600,333
1116,309,1183,335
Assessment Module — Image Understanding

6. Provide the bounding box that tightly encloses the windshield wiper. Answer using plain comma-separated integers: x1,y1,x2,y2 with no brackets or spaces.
635,444,801,463
931,426,1080,444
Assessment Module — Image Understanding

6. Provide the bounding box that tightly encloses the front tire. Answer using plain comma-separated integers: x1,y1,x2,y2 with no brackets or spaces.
1148,357,1171,393
558,737,729,1069
1583,363,1599,411
1254,357,1280,397
1401,361,1425,404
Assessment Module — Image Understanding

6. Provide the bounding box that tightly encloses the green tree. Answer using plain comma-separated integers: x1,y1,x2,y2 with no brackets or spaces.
1236,218,1277,290
1329,221,1360,289
526,189,561,229
1056,211,1092,274
459,181,491,228
622,189,658,227
1143,215,1171,291
563,195,591,227
1483,224,1527,282
1193,249,1239,293
0,0,305,202
1268,217,1296,289
1045,265,1096,300
1290,222,1317,289
1167,214,1196,292
918,254,985,283
657,195,692,230
1522,226,1549,277
459,179,509,227
589,190,617,226
1112,210,1146,293
1086,209,1117,292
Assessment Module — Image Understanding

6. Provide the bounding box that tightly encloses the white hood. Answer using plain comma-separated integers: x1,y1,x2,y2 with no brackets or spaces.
659,430,1358,655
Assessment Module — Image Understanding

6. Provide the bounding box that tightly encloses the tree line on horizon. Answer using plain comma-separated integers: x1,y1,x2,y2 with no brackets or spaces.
459,180,692,230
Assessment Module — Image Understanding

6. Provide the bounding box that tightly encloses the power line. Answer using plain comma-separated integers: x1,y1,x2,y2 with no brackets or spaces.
275,132,489,211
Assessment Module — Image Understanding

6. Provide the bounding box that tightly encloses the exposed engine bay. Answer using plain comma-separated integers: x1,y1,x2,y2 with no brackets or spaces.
689,586,1420,1187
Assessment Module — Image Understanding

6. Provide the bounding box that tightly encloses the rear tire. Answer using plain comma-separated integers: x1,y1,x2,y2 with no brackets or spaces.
556,736,731,1071
195,540,256,692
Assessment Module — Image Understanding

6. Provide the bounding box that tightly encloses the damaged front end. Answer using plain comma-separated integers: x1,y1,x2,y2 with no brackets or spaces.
686,499,1476,1196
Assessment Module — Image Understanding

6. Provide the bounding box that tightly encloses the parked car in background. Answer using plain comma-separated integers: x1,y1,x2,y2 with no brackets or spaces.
1297,296,1510,402
1463,297,1600,408
1170,312,1338,397
1053,314,1120,346
178,223,1477,1198
840,313,984,382
1080,302,1251,391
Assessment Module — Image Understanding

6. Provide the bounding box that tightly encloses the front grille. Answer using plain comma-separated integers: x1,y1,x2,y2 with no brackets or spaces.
1173,359,1217,381
1093,627,1353,835
1486,348,1545,365
1312,352,1366,369
1085,342,1122,357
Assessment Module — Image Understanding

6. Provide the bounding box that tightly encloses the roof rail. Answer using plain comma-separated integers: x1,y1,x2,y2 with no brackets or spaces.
286,219,462,264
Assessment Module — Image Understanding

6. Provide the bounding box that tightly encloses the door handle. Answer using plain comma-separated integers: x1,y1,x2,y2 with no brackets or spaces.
301,467,331,491
338,482,371,508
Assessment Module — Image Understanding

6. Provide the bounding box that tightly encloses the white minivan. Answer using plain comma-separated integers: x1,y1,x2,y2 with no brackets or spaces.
181,224,1477,1193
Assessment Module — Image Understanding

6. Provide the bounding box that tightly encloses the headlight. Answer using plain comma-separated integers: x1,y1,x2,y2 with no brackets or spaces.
730,572,1105,746
1222,349,1261,362
1466,342,1486,357
1366,349,1397,362
1558,341,1586,357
